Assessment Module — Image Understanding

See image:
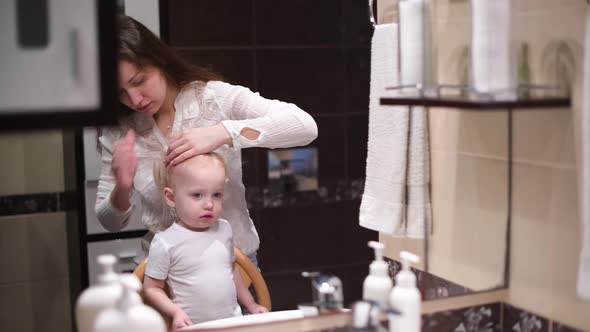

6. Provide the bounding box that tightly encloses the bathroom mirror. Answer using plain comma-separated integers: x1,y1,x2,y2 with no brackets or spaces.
381,0,510,300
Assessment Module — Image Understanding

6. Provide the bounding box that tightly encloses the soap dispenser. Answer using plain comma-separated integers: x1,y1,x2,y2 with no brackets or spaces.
389,251,421,332
362,241,393,309
94,273,166,332
75,255,121,332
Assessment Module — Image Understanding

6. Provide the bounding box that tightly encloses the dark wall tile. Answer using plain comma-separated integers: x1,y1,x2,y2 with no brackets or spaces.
346,114,368,180
256,49,347,115
168,0,253,46
342,0,373,46
176,49,255,88
313,117,347,184
503,303,549,332
347,47,371,113
256,201,375,272
423,303,501,332
255,0,342,45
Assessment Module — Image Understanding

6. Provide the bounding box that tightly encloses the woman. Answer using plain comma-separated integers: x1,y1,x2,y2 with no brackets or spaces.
95,15,318,265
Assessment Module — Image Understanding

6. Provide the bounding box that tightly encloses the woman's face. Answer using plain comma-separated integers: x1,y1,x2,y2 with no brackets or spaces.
118,60,168,116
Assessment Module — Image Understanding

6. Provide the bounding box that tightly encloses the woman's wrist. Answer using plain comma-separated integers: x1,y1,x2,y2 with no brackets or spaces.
216,123,233,146
111,184,132,211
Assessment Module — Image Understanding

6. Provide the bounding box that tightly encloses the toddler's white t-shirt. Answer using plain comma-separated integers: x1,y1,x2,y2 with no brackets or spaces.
145,219,240,324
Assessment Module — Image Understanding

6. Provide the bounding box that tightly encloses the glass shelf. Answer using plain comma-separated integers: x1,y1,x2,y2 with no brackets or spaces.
379,84,571,110
379,96,571,110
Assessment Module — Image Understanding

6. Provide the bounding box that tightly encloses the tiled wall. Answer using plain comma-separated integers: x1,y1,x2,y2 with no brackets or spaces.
0,132,72,331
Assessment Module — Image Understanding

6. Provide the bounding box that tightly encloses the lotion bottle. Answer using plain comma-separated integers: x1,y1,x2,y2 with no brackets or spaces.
362,241,393,309
389,251,421,332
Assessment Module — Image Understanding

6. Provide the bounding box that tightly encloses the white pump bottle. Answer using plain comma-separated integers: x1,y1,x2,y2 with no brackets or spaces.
362,241,393,309
94,273,166,332
389,251,421,332
75,255,121,332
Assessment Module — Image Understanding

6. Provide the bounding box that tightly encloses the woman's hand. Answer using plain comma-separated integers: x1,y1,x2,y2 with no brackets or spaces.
112,129,137,190
165,124,231,166
171,309,193,330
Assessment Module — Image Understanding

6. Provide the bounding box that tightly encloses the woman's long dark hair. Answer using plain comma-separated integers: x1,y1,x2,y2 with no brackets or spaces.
97,15,222,151
118,14,222,88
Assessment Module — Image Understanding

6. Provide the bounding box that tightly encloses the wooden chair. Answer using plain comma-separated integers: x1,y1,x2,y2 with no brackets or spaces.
133,247,272,312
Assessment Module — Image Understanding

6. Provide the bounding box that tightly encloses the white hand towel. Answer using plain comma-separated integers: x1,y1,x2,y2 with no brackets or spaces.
577,8,590,301
360,24,410,236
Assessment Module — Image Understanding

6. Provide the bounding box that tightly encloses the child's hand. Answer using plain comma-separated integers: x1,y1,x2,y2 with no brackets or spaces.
172,309,193,330
247,303,269,314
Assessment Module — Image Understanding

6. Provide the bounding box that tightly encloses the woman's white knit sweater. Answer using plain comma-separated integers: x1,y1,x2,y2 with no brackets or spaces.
95,80,318,256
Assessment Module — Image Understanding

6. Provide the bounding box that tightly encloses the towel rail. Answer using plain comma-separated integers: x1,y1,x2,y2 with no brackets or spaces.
369,0,376,27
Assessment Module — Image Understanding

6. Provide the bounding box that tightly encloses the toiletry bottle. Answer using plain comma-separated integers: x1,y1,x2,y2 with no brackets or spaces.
362,241,393,309
75,255,121,332
94,273,166,332
389,251,420,332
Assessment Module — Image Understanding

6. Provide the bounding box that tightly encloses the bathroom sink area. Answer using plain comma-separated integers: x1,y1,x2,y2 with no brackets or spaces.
179,310,306,330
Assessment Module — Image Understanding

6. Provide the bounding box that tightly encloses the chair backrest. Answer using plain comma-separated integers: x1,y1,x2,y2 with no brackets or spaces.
132,247,272,311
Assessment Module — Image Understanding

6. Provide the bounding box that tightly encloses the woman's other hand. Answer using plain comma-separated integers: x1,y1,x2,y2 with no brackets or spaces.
112,129,137,190
165,124,231,166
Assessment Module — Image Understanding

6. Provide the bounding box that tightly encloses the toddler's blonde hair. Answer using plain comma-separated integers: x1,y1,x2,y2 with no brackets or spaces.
153,152,227,192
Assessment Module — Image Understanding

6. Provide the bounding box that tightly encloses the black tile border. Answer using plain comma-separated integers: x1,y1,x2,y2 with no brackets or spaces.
503,303,549,332
0,191,78,217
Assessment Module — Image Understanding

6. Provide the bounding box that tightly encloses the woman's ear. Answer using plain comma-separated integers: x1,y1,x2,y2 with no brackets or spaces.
163,187,175,207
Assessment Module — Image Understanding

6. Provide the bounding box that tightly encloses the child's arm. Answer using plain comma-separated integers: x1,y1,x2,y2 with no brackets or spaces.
233,265,269,314
144,275,193,329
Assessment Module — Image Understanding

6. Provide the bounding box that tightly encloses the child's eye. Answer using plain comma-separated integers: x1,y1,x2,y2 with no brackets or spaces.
192,193,202,198
213,192,223,199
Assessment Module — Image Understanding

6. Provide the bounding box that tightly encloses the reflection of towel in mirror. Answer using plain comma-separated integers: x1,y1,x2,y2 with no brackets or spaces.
578,10,590,301
359,23,431,238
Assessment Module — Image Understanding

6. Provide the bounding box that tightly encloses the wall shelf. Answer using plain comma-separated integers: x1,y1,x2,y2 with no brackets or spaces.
380,96,571,110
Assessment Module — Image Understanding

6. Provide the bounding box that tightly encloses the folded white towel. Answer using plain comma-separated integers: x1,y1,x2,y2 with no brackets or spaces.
360,24,409,236
577,9,590,301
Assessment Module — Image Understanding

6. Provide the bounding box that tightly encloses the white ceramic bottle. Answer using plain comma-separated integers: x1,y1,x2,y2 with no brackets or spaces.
75,255,121,332
362,241,393,309
94,273,166,332
389,251,421,332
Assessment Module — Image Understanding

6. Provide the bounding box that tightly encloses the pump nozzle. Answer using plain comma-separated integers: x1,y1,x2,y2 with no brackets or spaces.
97,254,118,284
399,251,419,271
368,241,385,261
116,274,142,310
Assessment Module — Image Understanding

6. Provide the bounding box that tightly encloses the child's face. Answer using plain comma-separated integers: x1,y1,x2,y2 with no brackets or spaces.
164,156,225,231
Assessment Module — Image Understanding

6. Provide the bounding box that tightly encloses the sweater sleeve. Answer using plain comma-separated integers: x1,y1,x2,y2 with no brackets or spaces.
213,81,318,149
94,129,133,232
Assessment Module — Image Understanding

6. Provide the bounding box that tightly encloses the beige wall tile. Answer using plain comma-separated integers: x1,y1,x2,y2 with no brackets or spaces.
0,278,72,332
0,215,31,284
0,213,69,284
23,130,65,194
0,133,26,196
0,282,33,332
0,130,64,196
30,278,72,332
27,213,69,281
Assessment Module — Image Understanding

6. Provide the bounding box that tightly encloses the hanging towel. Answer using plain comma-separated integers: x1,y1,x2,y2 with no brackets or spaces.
359,23,410,236
405,106,431,238
577,8,590,301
